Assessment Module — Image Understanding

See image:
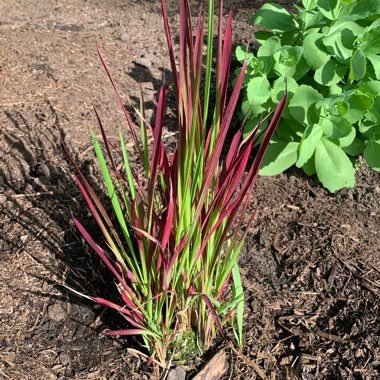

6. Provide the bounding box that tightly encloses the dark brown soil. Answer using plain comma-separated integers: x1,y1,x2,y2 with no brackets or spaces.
1,1,379,379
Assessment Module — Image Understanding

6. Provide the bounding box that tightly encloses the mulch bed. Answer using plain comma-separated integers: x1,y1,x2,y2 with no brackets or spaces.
0,1,379,379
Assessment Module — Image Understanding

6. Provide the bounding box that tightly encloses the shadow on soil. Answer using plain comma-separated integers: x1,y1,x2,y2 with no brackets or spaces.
0,99,146,368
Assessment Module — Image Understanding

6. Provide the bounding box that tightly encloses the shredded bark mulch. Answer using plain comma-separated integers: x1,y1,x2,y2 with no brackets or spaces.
1,1,379,379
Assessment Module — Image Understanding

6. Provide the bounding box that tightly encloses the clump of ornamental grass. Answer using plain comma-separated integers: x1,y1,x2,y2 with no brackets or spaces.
63,0,286,369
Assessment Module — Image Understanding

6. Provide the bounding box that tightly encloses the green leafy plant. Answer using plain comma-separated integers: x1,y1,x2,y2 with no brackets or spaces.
63,0,286,368
236,0,380,192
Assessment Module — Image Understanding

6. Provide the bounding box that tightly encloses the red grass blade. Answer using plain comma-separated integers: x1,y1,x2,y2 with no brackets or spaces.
73,217,129,291
162,233,188,288
93,106,117,171
147,86,166,227
193,7,204,71
159,142,171,199
215,0,223,101
199,294,224,336
216,272,231,299
195,201,237,263
132,226,163,253
105,329,155,337
161,0,178,92
161,179,174,250
225,129,242,172
62,141,128,249
92,298,145,329
131,198,144,253
64,285,143,328
220,9,233,111
96,45,138,143
197,60,248,212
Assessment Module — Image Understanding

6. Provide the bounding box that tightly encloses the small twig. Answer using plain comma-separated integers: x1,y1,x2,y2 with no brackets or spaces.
162,347,176,380
370,263,380,275
314,330,346,343
0,368,11,379
229,343,267,380
10,191,54,199
228,347,234,380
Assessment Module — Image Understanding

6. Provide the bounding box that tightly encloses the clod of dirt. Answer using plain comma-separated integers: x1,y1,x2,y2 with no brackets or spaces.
120,33,129,42
59,353,70,366
48,303,66,322
167,366,186,380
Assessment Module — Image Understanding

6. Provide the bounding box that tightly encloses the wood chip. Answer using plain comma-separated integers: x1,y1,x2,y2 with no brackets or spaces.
315,330,346,343
192,350,229,380
285,204,300,211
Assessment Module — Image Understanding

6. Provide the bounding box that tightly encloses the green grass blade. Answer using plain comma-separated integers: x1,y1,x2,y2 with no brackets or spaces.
139,87,150,176
92,131,142,279
231,264,244,347
120,130,136,200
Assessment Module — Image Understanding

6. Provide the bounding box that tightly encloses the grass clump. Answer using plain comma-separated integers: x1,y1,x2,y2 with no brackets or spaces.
63,0,286,368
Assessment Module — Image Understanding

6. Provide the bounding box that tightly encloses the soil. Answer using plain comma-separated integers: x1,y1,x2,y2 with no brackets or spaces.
0,1,379,379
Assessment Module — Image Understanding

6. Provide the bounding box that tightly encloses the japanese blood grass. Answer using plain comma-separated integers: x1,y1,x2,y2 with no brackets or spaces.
63,0,286,369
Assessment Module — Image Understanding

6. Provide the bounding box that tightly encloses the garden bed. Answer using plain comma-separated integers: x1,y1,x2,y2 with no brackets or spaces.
0,0,379,379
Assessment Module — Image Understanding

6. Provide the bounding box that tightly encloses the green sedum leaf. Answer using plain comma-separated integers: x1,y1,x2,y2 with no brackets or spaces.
302,0,318,10
320,116,356,147
321,84,343,97
247,77,271,106
289,85,323,125
343,138,365,156
368,55,380,80
317,0,340,21
327,20,364,37
271,77,298,119
235,46,252,63
280,30,301,46
345,94,374,124
364,18,380,34
314,59,347,86
274,118,304,142
273,46,304,77
315,97,349,118
299,7,325,30
359,81,380,98
255,31,275,44
364,140,380,171
339,0,380,21
303,33,331,70
359,118,380,139
315,137,355,192
257,36,282,75
241,98,269,119
273,48,309,81
361,26,380,56
297,124,324,167
271,77,299,103
302,154,317,176
250,3,298,33
365,97,380,125
323,28,355,63
349,48,367,81
260,142,299,175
